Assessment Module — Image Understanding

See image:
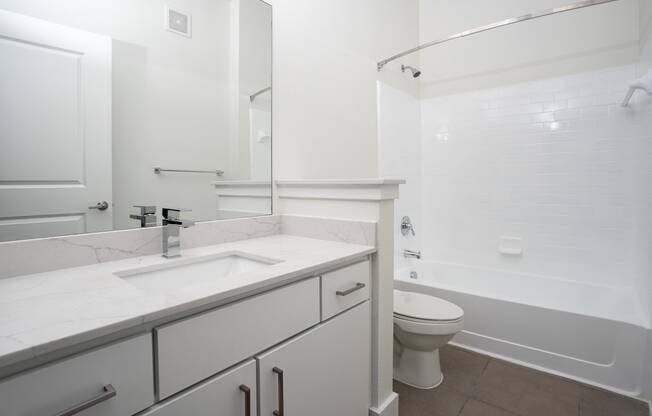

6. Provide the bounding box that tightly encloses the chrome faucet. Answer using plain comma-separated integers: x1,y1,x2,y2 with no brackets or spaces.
130,205,157,228
403,249,421,259
162,208,195,258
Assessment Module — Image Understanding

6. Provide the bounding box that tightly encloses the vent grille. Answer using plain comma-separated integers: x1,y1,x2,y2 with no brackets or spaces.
165,7,191,37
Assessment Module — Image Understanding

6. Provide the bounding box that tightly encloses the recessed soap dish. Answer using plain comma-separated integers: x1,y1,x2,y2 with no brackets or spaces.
499,236,523,256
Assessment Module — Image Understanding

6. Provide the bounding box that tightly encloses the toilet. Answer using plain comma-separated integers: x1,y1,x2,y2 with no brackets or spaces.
393,289,464,389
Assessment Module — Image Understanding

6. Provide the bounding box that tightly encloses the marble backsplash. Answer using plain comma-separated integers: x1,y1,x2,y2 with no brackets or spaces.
281,215,376,247
0,216,281,279
0,214,376,279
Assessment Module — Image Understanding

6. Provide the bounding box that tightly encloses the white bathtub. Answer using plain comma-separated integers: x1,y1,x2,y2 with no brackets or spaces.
395,261,649,397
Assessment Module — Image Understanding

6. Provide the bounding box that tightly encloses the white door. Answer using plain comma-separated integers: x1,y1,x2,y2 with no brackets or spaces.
0,10,112,242
257,302,371,416
142,360,257,416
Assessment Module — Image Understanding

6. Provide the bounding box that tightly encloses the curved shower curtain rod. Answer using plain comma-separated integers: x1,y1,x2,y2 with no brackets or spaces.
250,86,272,102
376,0,621,71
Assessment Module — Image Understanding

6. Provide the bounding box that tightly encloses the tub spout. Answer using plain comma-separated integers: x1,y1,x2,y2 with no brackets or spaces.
404,250,421,259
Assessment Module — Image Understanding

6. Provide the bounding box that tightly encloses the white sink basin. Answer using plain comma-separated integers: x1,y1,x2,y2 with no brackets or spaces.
115,251,281,293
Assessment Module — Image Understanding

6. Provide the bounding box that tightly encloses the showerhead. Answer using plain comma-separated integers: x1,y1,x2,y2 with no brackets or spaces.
401,64,421,78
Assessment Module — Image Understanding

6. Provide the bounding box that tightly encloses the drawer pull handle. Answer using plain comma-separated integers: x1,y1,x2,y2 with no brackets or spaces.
239,384,252,416
272,367,284,416
336,282,366,297
54,384,116,416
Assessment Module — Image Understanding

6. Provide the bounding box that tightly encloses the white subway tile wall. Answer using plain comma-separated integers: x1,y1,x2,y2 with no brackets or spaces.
378,83,422,271
420,65,652,310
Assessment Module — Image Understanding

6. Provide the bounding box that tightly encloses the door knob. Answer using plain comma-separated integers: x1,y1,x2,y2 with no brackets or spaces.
88,201,109,211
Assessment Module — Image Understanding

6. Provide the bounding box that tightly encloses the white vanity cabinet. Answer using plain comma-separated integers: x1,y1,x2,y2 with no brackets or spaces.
257,301,371,416
0,258,372,416
141,360,256,416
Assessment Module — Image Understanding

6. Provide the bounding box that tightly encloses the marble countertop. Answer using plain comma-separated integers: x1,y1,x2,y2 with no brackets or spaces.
0,235,374,372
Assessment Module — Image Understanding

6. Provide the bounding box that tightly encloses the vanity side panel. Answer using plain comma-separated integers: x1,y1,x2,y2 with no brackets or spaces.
155,277,320,399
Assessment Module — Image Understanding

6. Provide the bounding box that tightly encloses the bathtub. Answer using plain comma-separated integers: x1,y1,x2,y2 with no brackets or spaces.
394,261,649,397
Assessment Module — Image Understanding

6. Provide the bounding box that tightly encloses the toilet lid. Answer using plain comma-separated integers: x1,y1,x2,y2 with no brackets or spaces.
394,290,463,322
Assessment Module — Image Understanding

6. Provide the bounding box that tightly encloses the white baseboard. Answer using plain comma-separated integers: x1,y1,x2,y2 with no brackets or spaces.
369,392,399,416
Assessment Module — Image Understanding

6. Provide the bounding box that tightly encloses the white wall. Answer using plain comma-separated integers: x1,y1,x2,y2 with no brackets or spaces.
267,0,419,180
420,65,650,311
642,0,652,73
265,2,420,412
419,0,640,97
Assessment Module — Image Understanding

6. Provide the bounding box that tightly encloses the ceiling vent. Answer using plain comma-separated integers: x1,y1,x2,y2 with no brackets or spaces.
165,6,191,38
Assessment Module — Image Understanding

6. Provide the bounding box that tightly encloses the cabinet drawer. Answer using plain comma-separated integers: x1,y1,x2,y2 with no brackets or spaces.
321,260,370,320
0,334,154,416
156,277,320,399
142,360,256,416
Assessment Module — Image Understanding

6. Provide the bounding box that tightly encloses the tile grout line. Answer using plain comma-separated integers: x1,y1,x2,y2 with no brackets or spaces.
471,357,525,416
456,397,470,416
467,355,492,397
480,357,491,376
471,396,522,416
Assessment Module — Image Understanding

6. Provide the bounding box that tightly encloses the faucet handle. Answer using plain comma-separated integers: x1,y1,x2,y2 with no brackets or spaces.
162,207,192,221
133,205,156,215
401,216,416,236
130,205,157,228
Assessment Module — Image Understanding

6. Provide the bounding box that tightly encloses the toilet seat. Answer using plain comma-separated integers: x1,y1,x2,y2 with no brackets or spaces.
394,314,464,336
394,290,464,322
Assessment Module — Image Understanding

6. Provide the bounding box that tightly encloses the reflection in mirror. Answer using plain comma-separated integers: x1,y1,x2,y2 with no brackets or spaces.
0,0,272,242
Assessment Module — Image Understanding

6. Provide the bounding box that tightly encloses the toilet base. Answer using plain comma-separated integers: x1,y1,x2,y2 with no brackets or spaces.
394,373,444,390
393,347,443,389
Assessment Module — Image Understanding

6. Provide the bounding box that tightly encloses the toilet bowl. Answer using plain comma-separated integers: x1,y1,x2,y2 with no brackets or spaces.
393,289,464,389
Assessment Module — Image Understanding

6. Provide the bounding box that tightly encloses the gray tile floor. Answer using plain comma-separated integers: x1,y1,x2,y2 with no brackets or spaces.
395,345,649,416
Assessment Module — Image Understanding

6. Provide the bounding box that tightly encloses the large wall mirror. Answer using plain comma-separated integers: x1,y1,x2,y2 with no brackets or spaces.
0,0,272,242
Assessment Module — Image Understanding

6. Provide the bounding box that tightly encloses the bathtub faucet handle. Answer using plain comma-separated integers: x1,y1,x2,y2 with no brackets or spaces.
401,216,416,236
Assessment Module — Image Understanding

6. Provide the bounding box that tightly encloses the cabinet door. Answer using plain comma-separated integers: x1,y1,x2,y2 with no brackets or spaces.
257,301,370,416
142,360,256,416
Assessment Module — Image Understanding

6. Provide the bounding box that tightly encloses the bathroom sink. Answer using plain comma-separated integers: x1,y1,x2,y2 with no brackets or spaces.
114,251,281,293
